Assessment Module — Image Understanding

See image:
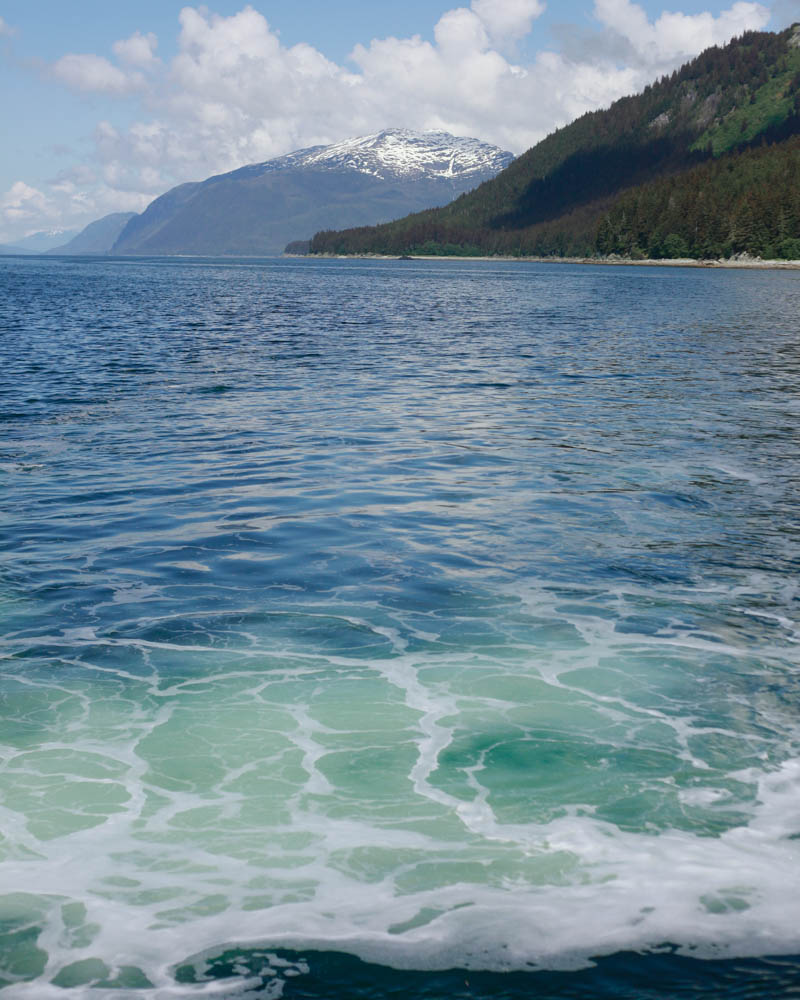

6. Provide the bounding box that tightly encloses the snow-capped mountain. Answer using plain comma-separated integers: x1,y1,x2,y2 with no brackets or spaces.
11,228,80,252
257,129,514,182
112,129,514,257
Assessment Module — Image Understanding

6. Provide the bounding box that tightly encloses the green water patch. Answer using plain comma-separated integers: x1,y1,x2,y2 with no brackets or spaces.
0,749,132,840
0,893,151,991
0,627,784,866
0,895,48,990
425,659,764,837
0,678,93,751
50,957,153,990
136,699,298,796
431,724,755,835
390,848,581,895
307,675,424,734
58,902,101,950
317,743,421,816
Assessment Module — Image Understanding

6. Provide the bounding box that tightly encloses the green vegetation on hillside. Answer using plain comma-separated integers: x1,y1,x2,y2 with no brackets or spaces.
311,25,800,260
692,41,800,153
598,135,800,259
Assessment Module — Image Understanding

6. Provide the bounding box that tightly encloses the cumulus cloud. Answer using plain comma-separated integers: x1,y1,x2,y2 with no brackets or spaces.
2,181,48,217
3,1,774,240
52,53,143,94
49,165,99,193
0,182,58,235
472,0,547,44
0,174,148,239
594,0,770,66
434,8,491,54
113,31,159,68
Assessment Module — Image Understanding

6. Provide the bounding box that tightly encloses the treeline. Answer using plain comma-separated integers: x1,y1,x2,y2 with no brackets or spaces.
311,201,604,257
313,135,800,259
311,25,800,261
597,135,800,260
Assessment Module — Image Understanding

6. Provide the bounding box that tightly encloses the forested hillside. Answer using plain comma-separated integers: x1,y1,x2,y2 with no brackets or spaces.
598,136,800,259
311,24,800,259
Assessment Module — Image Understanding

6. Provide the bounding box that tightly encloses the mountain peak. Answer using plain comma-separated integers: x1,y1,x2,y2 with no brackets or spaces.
111,127,513,257
258,128,514,182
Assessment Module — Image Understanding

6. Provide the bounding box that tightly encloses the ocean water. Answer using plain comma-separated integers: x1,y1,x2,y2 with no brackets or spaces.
0,254,799,999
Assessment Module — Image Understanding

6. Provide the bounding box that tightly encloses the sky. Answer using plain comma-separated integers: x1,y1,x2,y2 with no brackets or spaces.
1,0,798,242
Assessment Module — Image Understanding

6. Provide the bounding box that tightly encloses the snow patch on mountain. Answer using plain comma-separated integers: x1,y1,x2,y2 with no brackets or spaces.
248,129,514,182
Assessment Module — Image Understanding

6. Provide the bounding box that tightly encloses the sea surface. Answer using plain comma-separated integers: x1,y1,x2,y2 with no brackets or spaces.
0,255,799,998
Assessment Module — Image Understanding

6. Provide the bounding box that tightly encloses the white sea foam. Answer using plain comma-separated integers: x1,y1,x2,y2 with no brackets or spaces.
2,625,799,997
4,763,800,997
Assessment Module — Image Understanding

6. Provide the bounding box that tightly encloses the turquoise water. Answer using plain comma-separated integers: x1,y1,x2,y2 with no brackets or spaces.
0,255,799,997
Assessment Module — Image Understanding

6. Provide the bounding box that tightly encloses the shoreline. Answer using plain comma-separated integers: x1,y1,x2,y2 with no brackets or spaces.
304,252,800,270
4,250,797,270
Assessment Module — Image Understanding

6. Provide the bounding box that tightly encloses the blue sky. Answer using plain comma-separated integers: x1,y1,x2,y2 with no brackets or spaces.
1,0,798,241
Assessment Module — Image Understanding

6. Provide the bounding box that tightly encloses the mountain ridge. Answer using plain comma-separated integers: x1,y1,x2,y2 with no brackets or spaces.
310,25,800,260
46,213,137,255
1,228,80,254
111,129,513,257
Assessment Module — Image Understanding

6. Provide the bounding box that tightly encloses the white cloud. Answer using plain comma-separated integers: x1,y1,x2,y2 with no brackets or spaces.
0,174,148,241
0,16,15,37
51,53,143,94
434,8,491,54
2,1,774,241
2,181,48,215
472,0,547,44
1,182,54,235
112,31,159,68
593,0,770,66
49,165,99,195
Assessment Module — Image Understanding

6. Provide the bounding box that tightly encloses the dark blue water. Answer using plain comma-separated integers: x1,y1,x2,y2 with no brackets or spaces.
1,255,799,998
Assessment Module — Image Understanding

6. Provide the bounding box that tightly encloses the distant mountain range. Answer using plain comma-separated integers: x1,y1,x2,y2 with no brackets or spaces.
312,24,800,261
2,131,512,259
47,213,137,255
0,228,79,255
2,218,134,256
110,129,513,257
